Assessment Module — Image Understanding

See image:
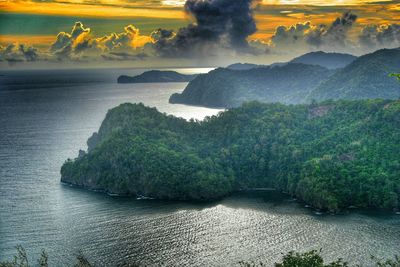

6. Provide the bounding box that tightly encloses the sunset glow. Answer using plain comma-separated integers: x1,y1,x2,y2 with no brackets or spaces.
0,0,398,66
0,1,185,19
263,0,393,5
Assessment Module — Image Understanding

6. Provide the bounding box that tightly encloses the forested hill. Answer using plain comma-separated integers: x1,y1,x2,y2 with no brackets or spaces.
170,48,399,108
169,63,332,108
308,48,400,101
61,100,400,212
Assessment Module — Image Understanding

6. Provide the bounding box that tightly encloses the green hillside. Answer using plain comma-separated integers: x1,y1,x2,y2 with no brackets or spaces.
61,100,400,212
170,63,332,108
309,48,400,101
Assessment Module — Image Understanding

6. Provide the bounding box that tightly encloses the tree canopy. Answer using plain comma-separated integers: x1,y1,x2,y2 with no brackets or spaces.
62,100,400,212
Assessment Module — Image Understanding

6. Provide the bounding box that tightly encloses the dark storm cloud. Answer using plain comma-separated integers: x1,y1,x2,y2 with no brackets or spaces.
185,0,258,49
151,0,260,57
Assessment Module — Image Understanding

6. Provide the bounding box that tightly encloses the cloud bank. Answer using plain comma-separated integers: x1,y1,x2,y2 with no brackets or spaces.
0,43,41,63
268,11,359,54
1,0,400,65
46,22,151,61
359,24,400,50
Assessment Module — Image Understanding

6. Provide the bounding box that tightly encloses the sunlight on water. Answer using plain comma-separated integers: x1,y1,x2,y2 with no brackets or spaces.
0,68,399,266
168,68,215,74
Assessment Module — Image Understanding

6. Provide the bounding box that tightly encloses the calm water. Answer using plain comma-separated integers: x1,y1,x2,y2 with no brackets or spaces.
0,68,399,266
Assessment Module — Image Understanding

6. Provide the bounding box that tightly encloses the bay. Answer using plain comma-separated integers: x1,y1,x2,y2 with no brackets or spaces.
0,68,399,266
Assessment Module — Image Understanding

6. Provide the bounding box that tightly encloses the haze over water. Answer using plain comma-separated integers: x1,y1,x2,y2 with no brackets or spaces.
0,68,399,266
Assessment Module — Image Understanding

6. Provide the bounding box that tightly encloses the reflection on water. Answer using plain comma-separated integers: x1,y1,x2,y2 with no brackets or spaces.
0,69,399,266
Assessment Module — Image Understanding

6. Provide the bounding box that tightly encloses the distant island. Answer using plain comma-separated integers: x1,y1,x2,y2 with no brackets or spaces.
171,48,400,108
227,51,356,70
61,100,400,213
117,70,197,83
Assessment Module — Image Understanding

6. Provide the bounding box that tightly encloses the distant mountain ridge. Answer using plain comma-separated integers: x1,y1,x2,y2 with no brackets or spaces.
117,70,197,83
170,63,333,108
226,63,260,70
290,51,357,69
227,51,356,70
308,48,400,101
171,48,399,108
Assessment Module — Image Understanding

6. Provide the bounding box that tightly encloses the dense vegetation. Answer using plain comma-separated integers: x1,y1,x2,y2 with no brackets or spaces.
2,247,399,267
390,73,400,81
0,246,92,267
62,100,400,212
241,250,400,267
170,48,399,108
117,70,197,83
169,63,332,108
309,48,400,101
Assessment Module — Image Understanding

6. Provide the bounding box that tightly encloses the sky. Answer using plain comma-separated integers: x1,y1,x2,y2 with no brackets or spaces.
0,0,399,68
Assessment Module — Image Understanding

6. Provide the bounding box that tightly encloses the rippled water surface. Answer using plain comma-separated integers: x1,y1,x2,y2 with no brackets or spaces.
0,68,399,266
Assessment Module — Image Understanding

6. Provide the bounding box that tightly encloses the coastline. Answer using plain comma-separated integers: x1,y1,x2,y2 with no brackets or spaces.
60,181,400,215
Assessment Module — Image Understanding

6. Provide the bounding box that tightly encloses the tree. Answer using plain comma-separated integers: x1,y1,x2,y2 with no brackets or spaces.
389,73,400,81
275,250,348,267
0,246,47,267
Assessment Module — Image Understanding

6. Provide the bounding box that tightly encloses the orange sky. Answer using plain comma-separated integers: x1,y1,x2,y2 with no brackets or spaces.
0,0,399,47
0,1,186,19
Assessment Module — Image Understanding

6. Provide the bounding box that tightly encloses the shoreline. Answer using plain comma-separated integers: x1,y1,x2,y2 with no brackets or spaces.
60,181,400,216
